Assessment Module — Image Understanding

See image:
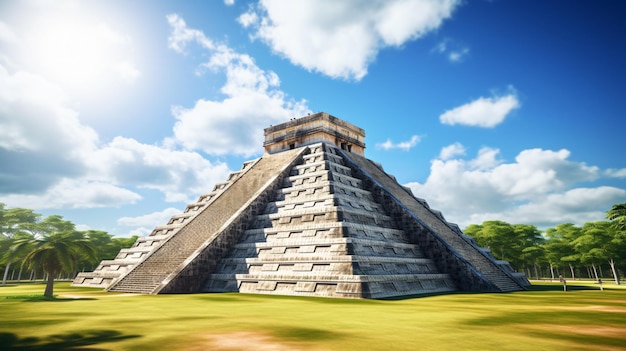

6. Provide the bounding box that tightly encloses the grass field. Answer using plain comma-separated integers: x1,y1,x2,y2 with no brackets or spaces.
1,281,624,350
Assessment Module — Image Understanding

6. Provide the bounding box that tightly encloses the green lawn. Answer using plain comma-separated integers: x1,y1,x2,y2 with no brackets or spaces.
1,281,624,350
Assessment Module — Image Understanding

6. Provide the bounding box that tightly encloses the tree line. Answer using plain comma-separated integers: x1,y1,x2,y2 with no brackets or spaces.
0,203,137,296
1,202,624,297
464,203,626,284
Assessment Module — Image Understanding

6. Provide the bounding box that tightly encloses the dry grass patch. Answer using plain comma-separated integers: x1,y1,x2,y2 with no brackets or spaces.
186,331,327,351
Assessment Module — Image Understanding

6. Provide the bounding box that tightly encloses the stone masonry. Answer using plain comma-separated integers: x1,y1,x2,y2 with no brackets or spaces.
73,112,529,298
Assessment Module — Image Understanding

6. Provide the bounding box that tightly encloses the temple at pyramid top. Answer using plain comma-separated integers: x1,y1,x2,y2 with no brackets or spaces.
264,112,366,155
74,112,529,298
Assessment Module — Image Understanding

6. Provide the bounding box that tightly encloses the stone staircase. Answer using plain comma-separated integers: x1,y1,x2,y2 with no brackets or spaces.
342,150,528,292
204,143,456,298
74,112,527,297
72,159,260,289
106,148,306,294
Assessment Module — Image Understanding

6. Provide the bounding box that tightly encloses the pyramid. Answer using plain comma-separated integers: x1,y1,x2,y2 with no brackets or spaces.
73,112,529,298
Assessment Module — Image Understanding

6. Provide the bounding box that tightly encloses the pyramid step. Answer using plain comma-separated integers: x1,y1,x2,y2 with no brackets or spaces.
204,273,456,298
78,113,526,298
105,147,306,294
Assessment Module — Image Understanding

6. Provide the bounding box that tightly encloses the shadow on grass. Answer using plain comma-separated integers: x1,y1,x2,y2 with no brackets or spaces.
466,310,626,350
4,295,97,302
378,290,468,301
0,330,140,351
201,292,382,305
526,284,599,292
23,297,98,302
523,328,626,349
273,327,345,342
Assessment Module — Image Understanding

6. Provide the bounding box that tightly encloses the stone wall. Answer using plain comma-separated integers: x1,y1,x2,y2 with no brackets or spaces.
340,149,525,292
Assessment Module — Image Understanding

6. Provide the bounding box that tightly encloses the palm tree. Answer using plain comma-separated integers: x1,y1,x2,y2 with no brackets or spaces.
606,203,626,231
1,232,34,285
12,231,96,297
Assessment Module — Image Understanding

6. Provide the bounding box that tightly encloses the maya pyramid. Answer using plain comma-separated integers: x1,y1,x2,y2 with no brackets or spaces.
73,112,529,298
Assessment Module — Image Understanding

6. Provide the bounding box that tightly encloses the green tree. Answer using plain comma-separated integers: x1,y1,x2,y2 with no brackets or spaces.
1,205,42,285
464,221,540,271
513,224,545,273
606,203,626,231
573,222,614,281
606,203,626,284
12,217,96,297
112,236,138,250
0,204,41,238
521,245,545,280
77,231,137,271
545,223,583,279
543,234,571,279
482,221,515,262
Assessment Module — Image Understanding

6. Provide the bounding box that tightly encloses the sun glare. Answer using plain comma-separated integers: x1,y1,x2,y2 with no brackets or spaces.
17,4,140,97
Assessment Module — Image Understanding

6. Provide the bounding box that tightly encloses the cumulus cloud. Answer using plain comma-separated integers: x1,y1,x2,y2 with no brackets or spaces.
605,168,626,178
0,64,98,193
376,135,421,151
439,88,520,127
118,207,182,237
118,207,182,227
239,0,461,80
0,60,232,209
439,142,465,160
166,13,214,53
87,137,231,203
0,179,141,210
406,144,626,229
167,14,310,156
2,10,307,215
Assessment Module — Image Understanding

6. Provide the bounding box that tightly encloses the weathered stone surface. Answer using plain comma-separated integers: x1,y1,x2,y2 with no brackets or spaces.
73,113,528,297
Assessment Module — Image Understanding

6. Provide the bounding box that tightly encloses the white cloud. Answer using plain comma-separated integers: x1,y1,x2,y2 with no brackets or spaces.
238,9,258,27
166,13,214,53
432,38,469,63
117,207,184,238
376,135,421,151
87,137,232,203
440,89,520,127
239,0,461,80
3,10,298,215
167,14,310,157
0,63,99,193
405,144,626,229
0,61,232,208
0,21,18,43
125,227,153,238
605,168,626,178
118,207,181,227
448,48,469,62
224,0,235,5
0,179,141,210
502,187,625,226
439,142,465,160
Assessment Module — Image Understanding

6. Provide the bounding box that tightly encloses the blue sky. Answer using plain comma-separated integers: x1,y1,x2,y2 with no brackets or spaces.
1,0,624,237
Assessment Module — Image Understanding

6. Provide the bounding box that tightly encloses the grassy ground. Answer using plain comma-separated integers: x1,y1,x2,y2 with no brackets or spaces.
0,281,624,350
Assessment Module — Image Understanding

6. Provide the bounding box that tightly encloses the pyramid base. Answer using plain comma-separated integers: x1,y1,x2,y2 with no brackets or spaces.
204,273,457,299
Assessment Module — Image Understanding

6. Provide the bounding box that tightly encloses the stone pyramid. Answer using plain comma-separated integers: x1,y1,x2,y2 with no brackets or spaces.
73,112,529,298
